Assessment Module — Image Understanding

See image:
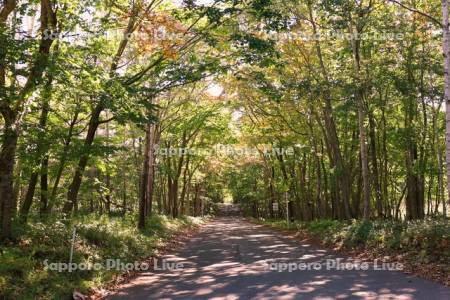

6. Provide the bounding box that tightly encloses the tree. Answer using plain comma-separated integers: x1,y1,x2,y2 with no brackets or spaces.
0,0,58,240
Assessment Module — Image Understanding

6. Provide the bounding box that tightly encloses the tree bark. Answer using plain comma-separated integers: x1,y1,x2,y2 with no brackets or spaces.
180,155,190,215
146,124,159,216
0,3,16,237
19,172,38,221
0,114,18,240
442,0,450,216
138,123,153,229
39,155,48,217
348,17,371,220
369,113,383,217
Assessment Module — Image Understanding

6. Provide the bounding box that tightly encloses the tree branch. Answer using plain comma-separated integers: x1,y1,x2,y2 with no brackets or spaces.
0,0,16,24
387,0,442,27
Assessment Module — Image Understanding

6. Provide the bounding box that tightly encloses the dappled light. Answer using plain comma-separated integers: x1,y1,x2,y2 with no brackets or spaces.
1,0,450,298
106,218,449,299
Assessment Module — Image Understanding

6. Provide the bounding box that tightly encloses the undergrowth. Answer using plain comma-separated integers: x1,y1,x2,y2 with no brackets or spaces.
257,217,450,264
0,214,204,299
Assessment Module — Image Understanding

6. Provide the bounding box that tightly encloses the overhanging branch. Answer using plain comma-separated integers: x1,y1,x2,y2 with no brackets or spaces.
387,0,442,27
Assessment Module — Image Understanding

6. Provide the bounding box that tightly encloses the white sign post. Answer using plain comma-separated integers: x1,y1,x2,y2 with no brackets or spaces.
272,202,279,212
285,191,289,229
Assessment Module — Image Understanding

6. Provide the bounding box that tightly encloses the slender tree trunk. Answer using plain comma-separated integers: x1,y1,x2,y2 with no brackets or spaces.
39,155,48,217
105,117,111,213
19,172,38,221
180,155,190,215
440,149,447,215
105,173,111,213
193,184,200,217
369,113,383,217
269,166,275,218
47,108,79,213
381,92,390,218
138,123,152,229
171,179,179,218
64,105,102,215
145,124,159,216
12,158,21,215
157,172,163,214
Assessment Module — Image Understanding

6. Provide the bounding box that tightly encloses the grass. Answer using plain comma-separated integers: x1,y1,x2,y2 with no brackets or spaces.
0,214,205,299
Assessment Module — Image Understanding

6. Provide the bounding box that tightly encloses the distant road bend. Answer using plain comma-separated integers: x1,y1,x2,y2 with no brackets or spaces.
106,218,450,300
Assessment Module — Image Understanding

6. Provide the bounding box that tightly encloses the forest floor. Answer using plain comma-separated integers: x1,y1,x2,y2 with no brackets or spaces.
104,217,450,300
0,214,205,299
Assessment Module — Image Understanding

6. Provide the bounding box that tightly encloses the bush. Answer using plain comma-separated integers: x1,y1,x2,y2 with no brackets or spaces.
341,220,373,248
305,220,344,245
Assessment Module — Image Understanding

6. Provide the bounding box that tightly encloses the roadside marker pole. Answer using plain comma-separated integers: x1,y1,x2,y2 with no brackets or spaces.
69,226,76,272
285,191,289,229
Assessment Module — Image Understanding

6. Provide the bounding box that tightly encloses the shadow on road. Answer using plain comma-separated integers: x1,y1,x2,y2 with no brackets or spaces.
106,217,450,300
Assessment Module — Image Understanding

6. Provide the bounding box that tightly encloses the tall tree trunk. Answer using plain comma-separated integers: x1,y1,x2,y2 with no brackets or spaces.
0,116,18,240
138,123,153,229
180,155,190,215
171,179,179,218
307,4,352,219
193,183,200,216
369,112,383,217
146,124,159,216
104,117,111,214
405,95,424,219
157,172,163,214
442,0,450,215
348,18,371,220
0,5,16,237
381,91,390,218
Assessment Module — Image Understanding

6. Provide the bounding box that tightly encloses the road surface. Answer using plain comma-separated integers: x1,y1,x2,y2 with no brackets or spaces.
105,218,450,300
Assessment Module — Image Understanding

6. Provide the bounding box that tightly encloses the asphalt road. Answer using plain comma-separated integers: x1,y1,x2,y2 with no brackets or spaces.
105,218,450,300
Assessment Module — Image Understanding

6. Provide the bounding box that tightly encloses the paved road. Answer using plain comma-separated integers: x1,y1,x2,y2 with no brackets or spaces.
106,218,450,300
